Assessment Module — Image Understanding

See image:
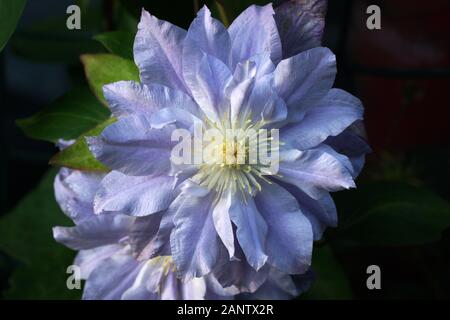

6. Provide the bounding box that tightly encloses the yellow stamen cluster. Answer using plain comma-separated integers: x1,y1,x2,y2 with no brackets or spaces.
192,113,281,201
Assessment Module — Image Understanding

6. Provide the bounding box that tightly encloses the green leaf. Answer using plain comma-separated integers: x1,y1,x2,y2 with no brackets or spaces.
0,0,26,51
16,87,110,143
81,53,139,106
50,118,115,172
10,10,104,63
94,31,134,59
0,170,81,299
334,182,450,246
302,245,353,299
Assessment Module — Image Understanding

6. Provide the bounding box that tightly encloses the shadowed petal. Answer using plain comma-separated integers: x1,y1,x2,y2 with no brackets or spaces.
275,0,327,58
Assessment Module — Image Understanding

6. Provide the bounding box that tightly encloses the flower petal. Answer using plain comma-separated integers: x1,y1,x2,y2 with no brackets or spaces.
214,244,270,293
170,187,221,280
255,183,313,274
54,169,103,223
228,195,268,271
279,148,355,199
229,4,282,67
281,89,364,150
212,190,235,259
74,244,122,279
134,9,187,92
53,214,135,250
182,52,232,122
103,81,199,118
274,47,336,121
94,171,178,217
248,267,314,299
275,0,327,58
276,179,337,240
87,115,174,176
83,248,142,300
325,122,371,178
184,6,231,66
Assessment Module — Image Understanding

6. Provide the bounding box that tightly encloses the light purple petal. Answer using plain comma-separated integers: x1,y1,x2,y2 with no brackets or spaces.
281,89,364,150
87,115,174,176
255,183,313,274
184,6,231,66
182,52,232,122
83,248,143,300
94,171,178,217
274,47,336,121
103,81,199,118
74,244,122,279
121,259,165,300
228,195,268,271
53,214,135,250
170,187,221,280
279,148,355,199
212,190,235,259
180,276,208,300
229,4,282,67
275,0,327,58
54,169,104,223
134,9,187,92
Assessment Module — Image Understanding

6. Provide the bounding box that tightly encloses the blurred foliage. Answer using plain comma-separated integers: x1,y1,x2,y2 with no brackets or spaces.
10,6,105,63
94,31,134,59
333,182,450,246
0,0,26,51
302,245,353,299
16,87,110,143
0,170,81,299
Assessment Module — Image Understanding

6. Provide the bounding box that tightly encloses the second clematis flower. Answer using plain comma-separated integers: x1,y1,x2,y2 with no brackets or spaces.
85,2,369,290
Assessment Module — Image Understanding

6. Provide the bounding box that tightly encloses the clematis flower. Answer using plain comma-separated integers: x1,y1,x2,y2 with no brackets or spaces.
85,2,369,289
53,166,312,299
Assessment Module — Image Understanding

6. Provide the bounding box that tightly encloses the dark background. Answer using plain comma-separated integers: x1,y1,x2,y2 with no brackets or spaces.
1,0,449,299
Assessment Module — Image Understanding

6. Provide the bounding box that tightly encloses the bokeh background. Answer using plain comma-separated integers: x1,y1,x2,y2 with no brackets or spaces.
0,0,449,299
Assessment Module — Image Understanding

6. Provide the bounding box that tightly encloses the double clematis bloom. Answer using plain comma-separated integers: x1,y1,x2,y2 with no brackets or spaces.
53,1,369,299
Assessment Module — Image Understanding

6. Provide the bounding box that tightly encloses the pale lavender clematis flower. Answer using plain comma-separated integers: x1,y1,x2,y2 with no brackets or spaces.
84,2,368,289
53,167,310,300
